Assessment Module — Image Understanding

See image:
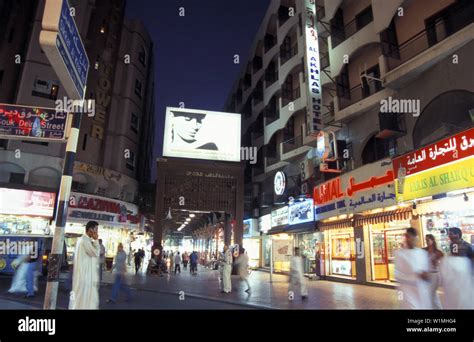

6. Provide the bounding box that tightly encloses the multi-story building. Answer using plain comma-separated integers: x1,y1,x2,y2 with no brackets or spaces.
225,0,474,283
0,0,155,262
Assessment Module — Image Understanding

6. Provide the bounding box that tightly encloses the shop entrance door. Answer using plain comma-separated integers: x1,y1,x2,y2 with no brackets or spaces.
384,229,406,282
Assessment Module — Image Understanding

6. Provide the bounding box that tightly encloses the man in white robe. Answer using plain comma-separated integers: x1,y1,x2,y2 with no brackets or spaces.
221,245,232,293
69,221,100,310
290,247,308,300
394,228,432,309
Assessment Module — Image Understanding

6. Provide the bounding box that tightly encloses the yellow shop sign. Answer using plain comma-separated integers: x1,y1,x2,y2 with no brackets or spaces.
396,157,474,202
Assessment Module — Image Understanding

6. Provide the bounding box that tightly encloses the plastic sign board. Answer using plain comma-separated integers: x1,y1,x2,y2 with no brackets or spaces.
162,107,241,162
40,0,89,100
302,0,323,135
274,171,287,195
0,103,68,141
0,189,56,217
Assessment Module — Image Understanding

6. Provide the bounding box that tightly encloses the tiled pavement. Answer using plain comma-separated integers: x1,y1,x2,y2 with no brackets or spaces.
100,265,401,309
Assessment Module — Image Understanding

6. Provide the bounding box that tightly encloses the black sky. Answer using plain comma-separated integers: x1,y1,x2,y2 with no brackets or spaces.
126,0,271,180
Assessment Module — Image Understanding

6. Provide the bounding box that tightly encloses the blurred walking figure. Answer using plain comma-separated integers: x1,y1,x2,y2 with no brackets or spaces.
394,228,431,309
174,252,181,274
423,234,443,309
439,227,474,309
134,249,144,274
190,251,199,275
290,247,308,300
99,239,106,282
218,249,225,290
221,245,232,293
8,253,38,295
235,247,251,294
69,221,101,310
107,243,132,303
182,251,189,269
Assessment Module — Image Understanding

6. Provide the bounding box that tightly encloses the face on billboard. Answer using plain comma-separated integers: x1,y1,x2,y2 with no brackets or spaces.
163,107,241,162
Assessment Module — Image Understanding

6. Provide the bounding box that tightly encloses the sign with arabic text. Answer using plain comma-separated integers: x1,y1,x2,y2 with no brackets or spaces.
0,189,56,217
395,156,474,202
313,159,396,220
393,127,474,178
271,206,289,227
0,103,68,141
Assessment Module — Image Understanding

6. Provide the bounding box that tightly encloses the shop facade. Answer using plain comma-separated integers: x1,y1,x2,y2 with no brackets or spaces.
243,218,260,268
0,188,57,274
66,192,140,266
394,127,474,255
314,158,414,285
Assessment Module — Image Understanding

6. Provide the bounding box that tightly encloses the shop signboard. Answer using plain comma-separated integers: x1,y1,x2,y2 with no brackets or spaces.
0,189,56,217
258,214,272,233
394,156,474,202
288,198,314,225
243,219,258,238
393,127,474,178
68,192,139,225
271,206,289,227
272,239,293,263
313,159,396,220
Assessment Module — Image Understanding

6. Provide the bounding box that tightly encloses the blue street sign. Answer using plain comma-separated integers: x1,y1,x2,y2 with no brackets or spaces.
56,0,89,99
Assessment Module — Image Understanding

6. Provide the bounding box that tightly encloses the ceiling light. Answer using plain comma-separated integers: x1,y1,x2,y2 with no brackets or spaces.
186,218,191,222
190,213,195,217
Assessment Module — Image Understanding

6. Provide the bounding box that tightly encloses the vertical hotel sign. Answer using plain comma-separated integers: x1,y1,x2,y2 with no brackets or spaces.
302,0,322,135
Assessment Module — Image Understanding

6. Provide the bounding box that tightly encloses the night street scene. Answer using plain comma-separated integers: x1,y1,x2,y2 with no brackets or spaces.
0,0,473,339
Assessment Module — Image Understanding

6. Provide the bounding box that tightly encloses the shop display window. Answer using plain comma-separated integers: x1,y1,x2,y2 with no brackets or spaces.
330,233,355,277
0,216,51,236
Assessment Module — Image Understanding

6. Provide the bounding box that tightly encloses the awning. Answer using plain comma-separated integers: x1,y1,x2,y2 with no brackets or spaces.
354,207,412,226
318,218,354,231
284,221,316,234
265,226,286,235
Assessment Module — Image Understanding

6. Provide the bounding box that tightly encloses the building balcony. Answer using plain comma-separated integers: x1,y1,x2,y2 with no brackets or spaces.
329,21,379,77
382,20,474,89
280,135,311,162
335,84,397,122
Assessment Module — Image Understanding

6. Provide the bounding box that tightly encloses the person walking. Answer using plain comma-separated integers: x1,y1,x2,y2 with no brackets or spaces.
99,239,106,282
234,247,251,294
107,243,132,303
439,227,474,309
394,228,431,309
24,248,39,299
182,251,189,269
174,252,181,274
290,247,308,300
190,251,198,275
134,249,143,274
423,234,443,309
69,221,101,310
221,245,232,293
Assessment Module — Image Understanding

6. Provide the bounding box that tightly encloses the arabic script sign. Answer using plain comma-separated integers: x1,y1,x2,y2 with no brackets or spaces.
395,156,474,202
393,127,474,177
313,159,396,220
0,103,67,141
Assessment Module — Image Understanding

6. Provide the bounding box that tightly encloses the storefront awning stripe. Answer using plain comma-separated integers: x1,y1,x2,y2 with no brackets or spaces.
354,207,412,226
318,218,353,231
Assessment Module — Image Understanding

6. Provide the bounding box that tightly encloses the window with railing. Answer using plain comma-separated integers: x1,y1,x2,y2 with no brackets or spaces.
265,61,278,87
253,55,263,72
252,83,264,105
264,34,276,52
320,52,330,70
244,73,252,90
282,135,303,154
282,74,301,107
384,0,474,71
337,65,383,110
331,6,374,48
264,96,279,124
278,6,290,26
280,36,298,65
283,116,295,141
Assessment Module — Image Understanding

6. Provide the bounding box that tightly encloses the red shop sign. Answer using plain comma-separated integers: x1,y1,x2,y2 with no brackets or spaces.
393,127,474,177
313,178,344,205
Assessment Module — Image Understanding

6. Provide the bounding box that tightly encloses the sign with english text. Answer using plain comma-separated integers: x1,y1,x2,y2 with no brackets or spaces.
313,159,396,220
0,104,68,141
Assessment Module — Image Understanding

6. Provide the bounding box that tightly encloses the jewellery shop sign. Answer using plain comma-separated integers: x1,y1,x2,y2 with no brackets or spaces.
67,192,139,225
393,127,474,202
313,158,396,220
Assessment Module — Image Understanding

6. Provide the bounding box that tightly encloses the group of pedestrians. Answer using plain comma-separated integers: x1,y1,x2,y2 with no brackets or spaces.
395,227,473,309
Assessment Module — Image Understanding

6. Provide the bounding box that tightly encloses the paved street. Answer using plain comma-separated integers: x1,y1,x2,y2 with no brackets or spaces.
0,265,401,310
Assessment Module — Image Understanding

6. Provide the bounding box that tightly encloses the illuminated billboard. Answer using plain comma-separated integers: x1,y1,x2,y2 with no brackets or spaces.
162,107,241,162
